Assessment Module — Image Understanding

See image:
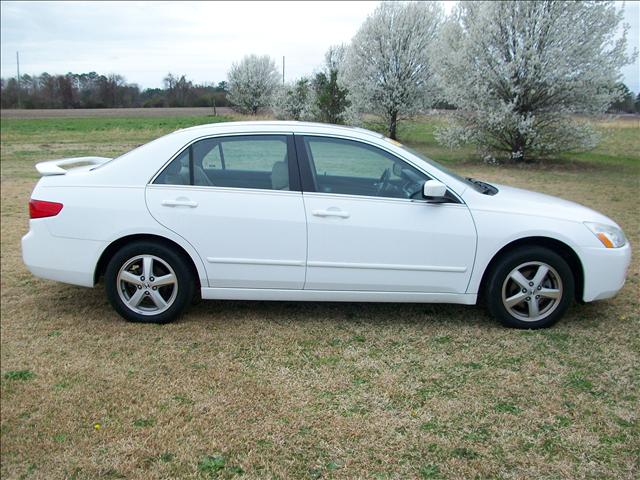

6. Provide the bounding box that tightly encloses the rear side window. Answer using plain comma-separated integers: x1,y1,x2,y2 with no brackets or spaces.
154,135,291,191
154,149,189,185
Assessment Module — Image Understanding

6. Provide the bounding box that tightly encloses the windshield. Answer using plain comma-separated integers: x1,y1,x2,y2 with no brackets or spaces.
394,142,497,195
401,145,466,182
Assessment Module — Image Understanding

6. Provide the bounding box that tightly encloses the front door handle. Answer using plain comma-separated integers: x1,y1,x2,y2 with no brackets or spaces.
312,209,350,219
161,198,198,208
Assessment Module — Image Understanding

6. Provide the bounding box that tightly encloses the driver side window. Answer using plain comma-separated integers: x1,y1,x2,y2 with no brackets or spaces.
302,136,427,199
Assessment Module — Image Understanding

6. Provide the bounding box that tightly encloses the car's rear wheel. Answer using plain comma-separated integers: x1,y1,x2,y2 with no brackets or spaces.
486,246,574,329
105,242,194,323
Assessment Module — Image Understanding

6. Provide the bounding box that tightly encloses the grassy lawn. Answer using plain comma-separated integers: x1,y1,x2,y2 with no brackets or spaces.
1,113,638,479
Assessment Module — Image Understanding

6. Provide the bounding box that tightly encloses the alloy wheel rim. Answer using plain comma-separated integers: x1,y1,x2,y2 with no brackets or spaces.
501,261,563,322
116,254,178,316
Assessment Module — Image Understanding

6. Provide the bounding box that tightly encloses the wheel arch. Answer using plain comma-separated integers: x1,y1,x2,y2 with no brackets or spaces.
478,236,584,303
94,233,203,290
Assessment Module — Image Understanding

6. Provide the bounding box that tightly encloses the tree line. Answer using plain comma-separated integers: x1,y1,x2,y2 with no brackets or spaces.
0,72,231,109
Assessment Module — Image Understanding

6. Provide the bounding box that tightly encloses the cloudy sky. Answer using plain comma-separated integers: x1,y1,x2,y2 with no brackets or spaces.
1,1,638,92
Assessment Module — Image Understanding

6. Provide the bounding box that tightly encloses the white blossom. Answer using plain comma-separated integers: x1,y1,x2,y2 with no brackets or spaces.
433,1,636,162
342,1,443,139
227,54,280,115
272,45,356,125
271,78,316,121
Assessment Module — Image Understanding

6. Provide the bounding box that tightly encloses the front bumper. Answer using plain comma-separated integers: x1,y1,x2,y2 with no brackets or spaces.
21,219,105,288
580,242,632,302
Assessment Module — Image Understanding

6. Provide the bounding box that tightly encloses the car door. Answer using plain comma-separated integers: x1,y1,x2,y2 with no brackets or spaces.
146,134,307,289
297,135,477,293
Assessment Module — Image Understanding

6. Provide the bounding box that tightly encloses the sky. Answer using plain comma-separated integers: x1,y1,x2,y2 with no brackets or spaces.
1,0,638,92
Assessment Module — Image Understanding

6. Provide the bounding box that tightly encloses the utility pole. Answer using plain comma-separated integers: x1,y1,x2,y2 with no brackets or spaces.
282,56,285,84
16,51,21,109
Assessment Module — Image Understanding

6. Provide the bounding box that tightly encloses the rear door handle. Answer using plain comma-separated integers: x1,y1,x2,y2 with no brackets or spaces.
312,209,350,219
161,199,198,208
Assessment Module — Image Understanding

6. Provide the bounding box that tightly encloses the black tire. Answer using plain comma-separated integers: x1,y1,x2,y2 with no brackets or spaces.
486,246,575,329
105,241,195,324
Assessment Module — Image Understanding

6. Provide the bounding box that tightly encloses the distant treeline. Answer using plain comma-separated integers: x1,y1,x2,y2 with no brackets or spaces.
0,70,637,114
0,72,230,109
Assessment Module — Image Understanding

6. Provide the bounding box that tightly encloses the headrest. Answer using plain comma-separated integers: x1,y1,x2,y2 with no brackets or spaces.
166,157,183,175
271,161,288,190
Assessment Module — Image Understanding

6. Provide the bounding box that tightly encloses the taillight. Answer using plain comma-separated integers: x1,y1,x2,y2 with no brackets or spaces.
29,199,63,219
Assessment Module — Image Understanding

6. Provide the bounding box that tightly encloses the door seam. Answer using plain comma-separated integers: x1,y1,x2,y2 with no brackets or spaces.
301,192,310,289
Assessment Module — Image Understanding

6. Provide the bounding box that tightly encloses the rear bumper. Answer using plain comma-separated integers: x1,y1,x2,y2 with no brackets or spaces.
581,242,632,302
21,219,104,288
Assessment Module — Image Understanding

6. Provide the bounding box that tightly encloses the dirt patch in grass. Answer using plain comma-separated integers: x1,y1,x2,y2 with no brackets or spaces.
1,116,638,479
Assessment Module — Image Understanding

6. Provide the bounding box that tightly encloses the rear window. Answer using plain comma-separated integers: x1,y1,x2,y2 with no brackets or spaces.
154,135,290,191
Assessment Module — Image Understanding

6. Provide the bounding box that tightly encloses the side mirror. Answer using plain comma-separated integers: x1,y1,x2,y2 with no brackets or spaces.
423,180,447,200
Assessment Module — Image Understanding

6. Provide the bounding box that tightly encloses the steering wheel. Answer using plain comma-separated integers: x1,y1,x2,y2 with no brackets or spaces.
376,168,391,195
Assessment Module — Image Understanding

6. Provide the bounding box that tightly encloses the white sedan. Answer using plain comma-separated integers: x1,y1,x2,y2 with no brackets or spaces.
22,121,631,328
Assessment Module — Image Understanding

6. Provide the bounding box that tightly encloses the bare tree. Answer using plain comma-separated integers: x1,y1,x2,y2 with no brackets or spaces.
163,73,193,107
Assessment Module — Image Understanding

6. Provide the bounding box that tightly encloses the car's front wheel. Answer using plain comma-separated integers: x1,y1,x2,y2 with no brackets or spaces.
105,241,194,323
486,246,575,329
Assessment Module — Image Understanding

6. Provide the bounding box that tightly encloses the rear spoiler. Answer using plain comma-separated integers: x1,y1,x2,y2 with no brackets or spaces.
35,157,111,176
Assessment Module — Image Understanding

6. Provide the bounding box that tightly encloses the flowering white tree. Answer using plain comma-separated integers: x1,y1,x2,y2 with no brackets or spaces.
272,77,315,121
343,1,443,139
227,54,280,115
272,45,355,125
434,1,636,162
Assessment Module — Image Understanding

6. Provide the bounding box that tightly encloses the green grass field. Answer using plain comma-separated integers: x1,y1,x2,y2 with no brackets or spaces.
1,113,638,479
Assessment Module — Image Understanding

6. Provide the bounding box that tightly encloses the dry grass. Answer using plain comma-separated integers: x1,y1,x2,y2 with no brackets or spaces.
1,114,638,479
